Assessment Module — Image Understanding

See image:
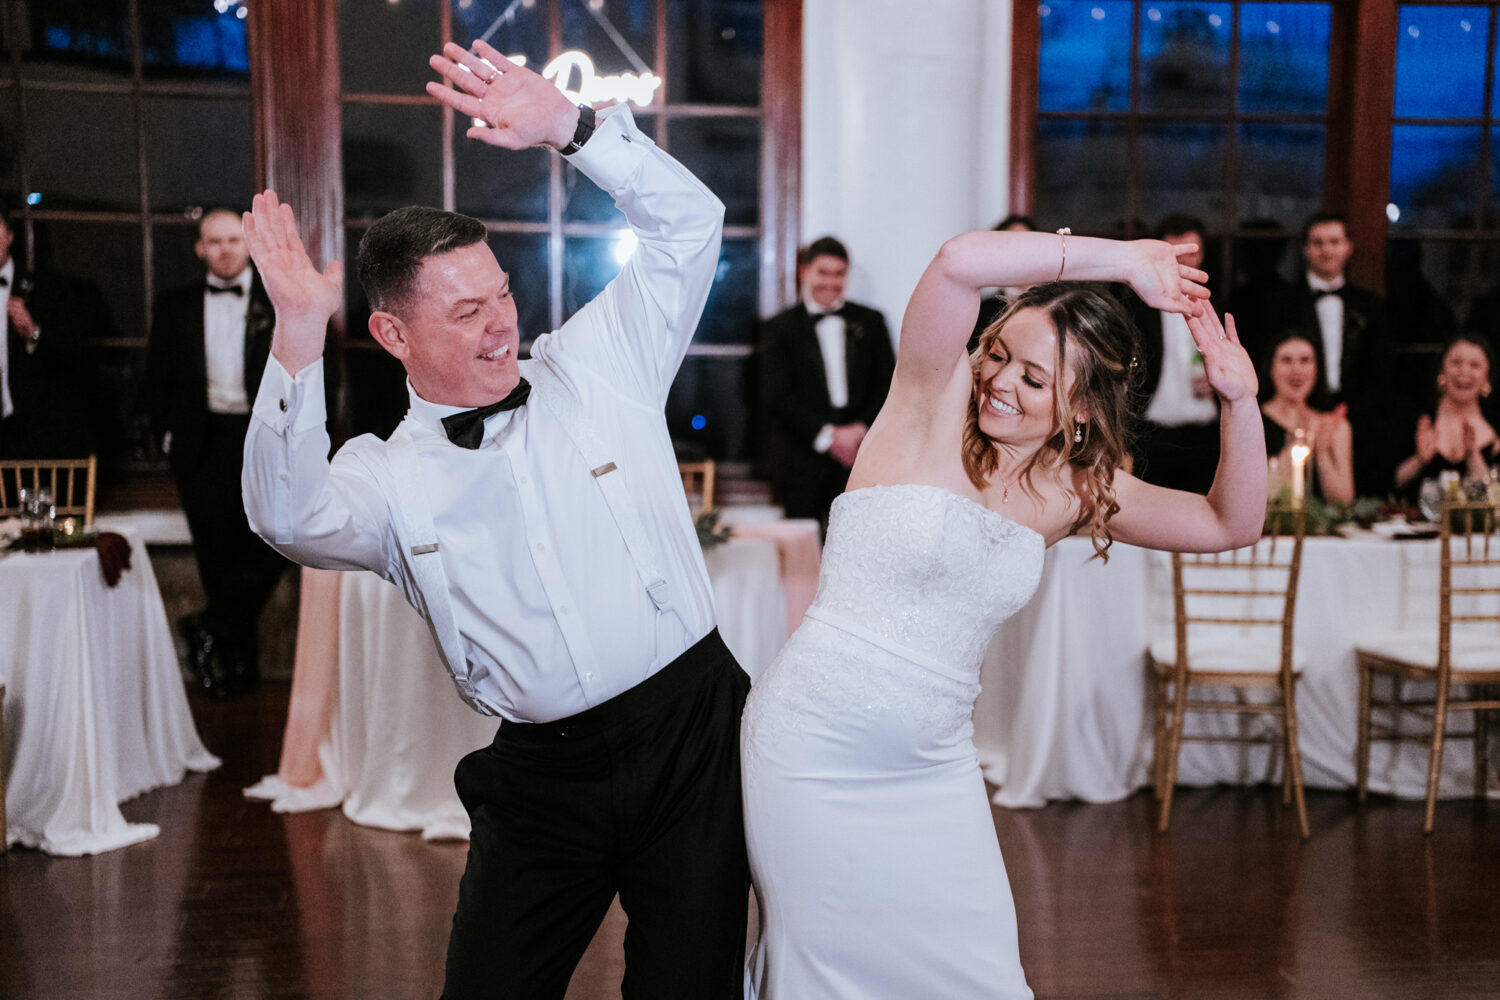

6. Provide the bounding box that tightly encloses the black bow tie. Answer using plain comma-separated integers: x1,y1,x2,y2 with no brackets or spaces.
0,276,8,287
1313,286,1343,300
441,378,532,449
206,283,244,296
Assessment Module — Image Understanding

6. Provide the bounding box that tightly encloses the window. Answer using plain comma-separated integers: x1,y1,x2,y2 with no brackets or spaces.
1386,2,1499,344
1028,0,1332,288
1016,0,1500,341
0,0,254,475
339,0,769,461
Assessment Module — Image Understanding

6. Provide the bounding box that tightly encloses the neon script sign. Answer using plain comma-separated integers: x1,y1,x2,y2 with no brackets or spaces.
504,50,662,108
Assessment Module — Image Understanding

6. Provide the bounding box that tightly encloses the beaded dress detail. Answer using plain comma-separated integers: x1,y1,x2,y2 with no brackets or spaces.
742,483,1044,999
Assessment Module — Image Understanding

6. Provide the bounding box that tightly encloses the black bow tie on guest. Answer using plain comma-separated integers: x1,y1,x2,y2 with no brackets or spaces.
206,282,244,296
441,378,532,449
809,304,846,319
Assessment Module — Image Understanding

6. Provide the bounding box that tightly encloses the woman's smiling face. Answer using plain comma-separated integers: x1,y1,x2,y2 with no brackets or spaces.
976,307,1078,449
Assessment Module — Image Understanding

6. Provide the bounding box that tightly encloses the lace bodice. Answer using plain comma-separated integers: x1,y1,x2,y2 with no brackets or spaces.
809,483,1045,677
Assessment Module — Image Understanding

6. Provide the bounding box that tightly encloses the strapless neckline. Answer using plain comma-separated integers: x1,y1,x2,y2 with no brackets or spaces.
837,482,1043,543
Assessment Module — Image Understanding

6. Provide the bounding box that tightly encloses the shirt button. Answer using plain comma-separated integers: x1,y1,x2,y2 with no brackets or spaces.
279,473,288,482
279,398,287,412
560,605,570,615
535,542,545,553
518,475,529,485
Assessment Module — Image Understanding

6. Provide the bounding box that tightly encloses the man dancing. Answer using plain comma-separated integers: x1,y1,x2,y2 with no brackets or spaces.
241,42,747,999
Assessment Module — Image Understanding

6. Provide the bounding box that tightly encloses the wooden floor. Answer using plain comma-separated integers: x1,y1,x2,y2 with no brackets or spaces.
4,682,1498,1000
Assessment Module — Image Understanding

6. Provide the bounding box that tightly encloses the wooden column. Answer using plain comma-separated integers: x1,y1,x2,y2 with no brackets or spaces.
1328,0,1396,293
247,0,347,428
761,0,803,313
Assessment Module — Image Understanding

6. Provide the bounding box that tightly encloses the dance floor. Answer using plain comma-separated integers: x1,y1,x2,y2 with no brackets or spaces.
3,680,1498,999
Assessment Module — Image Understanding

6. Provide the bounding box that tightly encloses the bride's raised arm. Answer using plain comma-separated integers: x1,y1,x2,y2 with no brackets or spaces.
891,231,1209,399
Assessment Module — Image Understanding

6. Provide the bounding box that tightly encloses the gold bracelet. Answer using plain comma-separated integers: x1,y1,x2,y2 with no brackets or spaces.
1054,227,1071,282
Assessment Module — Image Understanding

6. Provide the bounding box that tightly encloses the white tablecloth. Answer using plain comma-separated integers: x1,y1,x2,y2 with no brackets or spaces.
249,538,788,839
1,532,220,854
976,535,1485,808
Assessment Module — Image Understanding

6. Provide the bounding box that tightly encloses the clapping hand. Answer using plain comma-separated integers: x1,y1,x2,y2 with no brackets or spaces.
1186,307,1257,404
1127,240,1210,317
427,39,579,151
1414,415,1438,464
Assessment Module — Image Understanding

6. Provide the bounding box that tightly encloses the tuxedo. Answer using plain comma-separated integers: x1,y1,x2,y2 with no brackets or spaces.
146,270,287,691
1274,277,1393,496
0,270,118,461
759,300,895,522
1126,292,1220,494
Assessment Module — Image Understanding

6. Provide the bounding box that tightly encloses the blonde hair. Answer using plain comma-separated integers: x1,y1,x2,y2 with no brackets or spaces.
963,283,1141,560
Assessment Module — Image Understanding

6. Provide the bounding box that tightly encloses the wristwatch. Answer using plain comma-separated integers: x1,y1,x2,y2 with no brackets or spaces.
560,104,597,156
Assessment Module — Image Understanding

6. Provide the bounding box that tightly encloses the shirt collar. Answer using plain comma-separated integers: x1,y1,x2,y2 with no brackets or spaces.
405,378,519,445
0,258,14,286
207,267,253,293
803,294,845,317
1306,271,1345,293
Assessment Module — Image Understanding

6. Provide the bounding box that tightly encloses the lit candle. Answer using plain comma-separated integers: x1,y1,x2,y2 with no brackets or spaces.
1289,429,1311,507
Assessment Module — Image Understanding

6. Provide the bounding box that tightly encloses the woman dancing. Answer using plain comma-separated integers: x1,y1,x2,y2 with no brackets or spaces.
741,229,1265,998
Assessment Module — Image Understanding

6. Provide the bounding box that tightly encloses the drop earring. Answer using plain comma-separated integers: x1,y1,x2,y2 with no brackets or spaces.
1074,423,1083,444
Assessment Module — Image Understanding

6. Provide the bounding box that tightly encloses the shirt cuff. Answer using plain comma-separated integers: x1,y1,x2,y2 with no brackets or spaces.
563,104,653,194
252,355,327,435
813,424,836,454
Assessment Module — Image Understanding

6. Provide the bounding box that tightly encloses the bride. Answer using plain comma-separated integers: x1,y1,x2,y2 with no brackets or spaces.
741,229,1265,997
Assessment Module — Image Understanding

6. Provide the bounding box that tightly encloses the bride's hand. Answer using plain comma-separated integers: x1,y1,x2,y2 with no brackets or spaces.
1187,309,1257,404
1126,240,1210,317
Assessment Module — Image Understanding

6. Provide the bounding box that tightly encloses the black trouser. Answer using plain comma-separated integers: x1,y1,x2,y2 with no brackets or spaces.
443,629,751,1000
175,413,289,656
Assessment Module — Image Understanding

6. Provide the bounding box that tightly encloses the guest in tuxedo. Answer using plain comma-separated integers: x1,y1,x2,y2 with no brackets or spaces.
1276,211,1393,496
0,207,119,460
967,213,1037,353
242,44,749,999
146,208,289,699
760,236,895,524
1127,212,1220,493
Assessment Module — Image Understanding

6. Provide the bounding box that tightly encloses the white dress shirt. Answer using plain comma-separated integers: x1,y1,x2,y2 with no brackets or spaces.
243,106,725,723
1143,310,1217,427
0,257,13,420
205,267,253,414
1307,272,1345,394
805,296,847,454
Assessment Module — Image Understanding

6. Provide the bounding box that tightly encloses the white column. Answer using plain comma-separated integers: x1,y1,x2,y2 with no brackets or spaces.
800,0,1014,345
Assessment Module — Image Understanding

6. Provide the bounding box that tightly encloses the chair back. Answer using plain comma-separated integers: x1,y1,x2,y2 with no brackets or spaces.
0,456,98,527
678,459,715,515
1436,497,1500,675
1168,503,1306,682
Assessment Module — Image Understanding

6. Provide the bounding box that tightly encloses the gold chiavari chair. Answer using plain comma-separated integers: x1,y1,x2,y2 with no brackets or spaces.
1355,497,1500,833
0,456,98,527
678,459,715,516
1149,503,1310,837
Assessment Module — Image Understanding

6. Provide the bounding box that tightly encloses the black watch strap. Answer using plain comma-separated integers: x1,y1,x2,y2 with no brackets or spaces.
560,104,597,156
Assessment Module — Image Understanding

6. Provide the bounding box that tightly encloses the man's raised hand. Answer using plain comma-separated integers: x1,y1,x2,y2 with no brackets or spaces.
427,39,580,151
242,190,343,374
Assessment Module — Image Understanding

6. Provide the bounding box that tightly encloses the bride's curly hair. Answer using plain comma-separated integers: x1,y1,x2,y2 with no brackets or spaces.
963,282,1143,561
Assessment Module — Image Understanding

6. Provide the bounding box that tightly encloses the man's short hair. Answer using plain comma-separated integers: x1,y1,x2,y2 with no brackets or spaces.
1155,212,1205,240
197,206,246,235
993,214,1036,232
798,236,849,269
1300,210,1348,243
356,205,489,315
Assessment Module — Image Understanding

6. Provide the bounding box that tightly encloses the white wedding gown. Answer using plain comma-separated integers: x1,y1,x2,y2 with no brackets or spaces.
742,483,1044,999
